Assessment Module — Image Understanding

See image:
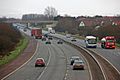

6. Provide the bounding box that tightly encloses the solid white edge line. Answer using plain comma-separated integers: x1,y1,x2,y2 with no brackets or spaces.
37,46,51,80
51,35,93,80
80,46,107,80
75,46,93,80
92,50,120,75
50,35,93,80
1,41,39,80
50,33,120,80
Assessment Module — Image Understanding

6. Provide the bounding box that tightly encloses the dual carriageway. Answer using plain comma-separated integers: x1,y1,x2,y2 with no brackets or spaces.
0,26,120,80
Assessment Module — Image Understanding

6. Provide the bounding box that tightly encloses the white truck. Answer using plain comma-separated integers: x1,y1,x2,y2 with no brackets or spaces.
85,36,97,48
66,34,71,38
48,28,55,34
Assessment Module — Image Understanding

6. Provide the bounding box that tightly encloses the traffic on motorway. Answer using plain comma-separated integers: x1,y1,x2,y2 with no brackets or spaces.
19,25,120,79
1,24,120,80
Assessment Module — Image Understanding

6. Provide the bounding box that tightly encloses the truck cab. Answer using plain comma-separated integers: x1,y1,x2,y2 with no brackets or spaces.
101,36,115,49
31,28,42,39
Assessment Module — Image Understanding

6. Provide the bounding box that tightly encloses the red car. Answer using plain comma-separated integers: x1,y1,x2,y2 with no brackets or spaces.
35,58,45,67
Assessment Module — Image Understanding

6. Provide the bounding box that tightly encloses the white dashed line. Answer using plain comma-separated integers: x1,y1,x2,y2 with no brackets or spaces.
36,46,52,80
1,41,39,80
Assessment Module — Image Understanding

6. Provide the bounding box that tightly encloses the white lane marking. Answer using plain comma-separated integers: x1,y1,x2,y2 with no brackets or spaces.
66,73,68,76
70,45,93,80
80,46,106,80
64,77,67,80
37,46,51,80
113,51,120,57
67,70,68,73
92,50,120,75
50,35,92,80
1,41,39,80
53,43,68,80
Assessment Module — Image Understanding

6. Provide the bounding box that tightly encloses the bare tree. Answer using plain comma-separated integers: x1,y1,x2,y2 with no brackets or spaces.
44,6,58,20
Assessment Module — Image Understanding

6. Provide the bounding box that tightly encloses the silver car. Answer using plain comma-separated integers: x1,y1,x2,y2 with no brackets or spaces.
73,60,84,70
70,56,80,65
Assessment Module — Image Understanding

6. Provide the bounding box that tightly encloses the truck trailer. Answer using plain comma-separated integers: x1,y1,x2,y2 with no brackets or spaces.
31,28,42,39
101,36,115,49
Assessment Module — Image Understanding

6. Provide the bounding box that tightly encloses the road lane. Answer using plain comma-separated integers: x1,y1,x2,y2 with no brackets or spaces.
37,44,66,80
4,37,90,80
52,39,90,80
5,41,49,80
51,33,120,73
91,47,120,72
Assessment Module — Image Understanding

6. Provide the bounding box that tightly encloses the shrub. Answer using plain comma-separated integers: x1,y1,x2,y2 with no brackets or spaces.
0,23,22,56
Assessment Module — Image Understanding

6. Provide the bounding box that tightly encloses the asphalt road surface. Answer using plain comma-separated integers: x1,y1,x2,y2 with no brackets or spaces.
51,33,120,73
5,38,89,80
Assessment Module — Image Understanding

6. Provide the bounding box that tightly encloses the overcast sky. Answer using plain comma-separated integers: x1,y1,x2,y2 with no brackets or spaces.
0,0,120,18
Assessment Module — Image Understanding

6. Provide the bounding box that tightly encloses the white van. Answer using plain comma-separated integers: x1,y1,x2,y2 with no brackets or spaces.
66,34,71,38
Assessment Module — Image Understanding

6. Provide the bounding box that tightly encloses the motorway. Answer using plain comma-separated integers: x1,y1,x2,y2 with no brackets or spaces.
4,38,89,80
51,33,120,73
3,27,120,80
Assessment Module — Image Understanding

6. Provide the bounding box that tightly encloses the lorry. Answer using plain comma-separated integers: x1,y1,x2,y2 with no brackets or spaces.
31,28,42,39
85,36,97,48
101,36,115,49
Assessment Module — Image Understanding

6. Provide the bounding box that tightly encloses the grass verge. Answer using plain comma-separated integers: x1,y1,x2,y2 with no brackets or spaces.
72,34,85,39
116,43,120,48
0,37,29,66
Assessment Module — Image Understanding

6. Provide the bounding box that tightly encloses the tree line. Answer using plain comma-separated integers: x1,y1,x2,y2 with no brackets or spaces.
0,23,22,56
54,16,120,43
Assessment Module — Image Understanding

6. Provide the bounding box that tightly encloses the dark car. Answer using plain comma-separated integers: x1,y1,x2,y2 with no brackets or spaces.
44,33,48,38
70,56,80,65
35,58,45,67
23,28,27,32
57,40,63,44
46,40,51,44
48,36,53,40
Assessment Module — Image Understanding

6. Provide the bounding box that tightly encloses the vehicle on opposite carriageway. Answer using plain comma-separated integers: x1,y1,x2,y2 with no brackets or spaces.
85,36,97,48
101,36,116,49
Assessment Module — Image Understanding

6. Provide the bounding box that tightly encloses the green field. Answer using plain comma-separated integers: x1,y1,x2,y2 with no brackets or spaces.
0,37,29,66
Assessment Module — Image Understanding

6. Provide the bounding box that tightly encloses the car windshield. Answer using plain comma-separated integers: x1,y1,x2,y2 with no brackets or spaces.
37,59,43,62
74,61,84,64
71,56,80,60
